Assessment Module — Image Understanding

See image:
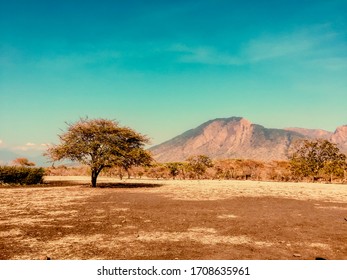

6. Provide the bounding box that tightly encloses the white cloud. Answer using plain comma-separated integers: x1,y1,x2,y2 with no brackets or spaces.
25,142,35,147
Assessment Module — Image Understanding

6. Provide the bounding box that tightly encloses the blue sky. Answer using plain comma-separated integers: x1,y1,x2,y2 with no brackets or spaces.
0,0,346,160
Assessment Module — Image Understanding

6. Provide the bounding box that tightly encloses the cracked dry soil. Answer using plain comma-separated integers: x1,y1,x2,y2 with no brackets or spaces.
0,176,346,260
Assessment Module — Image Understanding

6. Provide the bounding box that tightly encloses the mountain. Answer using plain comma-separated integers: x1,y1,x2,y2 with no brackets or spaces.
150,117,347,162
284,127,332,140
0,149,50,167
150,117,306,162
331,125,347,154
0,149,20,165
285,126,347,154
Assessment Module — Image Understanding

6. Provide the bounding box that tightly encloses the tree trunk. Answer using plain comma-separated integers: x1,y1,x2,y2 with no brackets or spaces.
126,168,131,179
118,167,123,180
91,168,100,187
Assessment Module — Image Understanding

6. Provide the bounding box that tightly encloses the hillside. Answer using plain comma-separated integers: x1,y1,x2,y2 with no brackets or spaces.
284,127,332,139
150,117,347,162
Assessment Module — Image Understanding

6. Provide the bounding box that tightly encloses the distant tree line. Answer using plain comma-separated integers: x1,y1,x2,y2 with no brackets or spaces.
46,139,347,184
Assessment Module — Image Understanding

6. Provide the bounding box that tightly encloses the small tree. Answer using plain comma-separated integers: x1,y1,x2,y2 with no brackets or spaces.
117,149,152,179
290,139,347,182
186,155,213,179
46,118,152,187
12,157,35,167
166,162,185,179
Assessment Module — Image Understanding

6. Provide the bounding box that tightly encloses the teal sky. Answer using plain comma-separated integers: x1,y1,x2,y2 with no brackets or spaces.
1,0,347,157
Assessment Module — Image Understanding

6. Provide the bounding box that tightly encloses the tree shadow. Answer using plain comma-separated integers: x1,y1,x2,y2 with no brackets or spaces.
1,180,164,189
96,182,164,189
0,180,89,188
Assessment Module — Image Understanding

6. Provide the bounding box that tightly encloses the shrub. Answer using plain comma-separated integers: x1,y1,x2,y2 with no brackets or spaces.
0,166,45,185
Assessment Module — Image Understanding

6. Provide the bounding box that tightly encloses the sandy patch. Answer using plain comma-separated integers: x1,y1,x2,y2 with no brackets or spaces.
218,214,238,219
137,230,251,245
0,229,22,237
309,243,331,250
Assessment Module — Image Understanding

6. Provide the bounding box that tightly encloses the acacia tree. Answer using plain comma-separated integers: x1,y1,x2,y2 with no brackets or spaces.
46,118,152,187
290,139,347,182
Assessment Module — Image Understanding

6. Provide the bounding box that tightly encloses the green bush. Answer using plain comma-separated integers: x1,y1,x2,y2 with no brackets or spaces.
0,166,45,185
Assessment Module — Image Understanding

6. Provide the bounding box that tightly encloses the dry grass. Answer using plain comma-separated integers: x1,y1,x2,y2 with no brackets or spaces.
0,176,346,260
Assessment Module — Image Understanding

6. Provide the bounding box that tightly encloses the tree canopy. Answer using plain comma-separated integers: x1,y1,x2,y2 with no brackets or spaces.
47,118,152,187
186,155,213,179
290,139,346,182
12,157,35,167
165,162,186,179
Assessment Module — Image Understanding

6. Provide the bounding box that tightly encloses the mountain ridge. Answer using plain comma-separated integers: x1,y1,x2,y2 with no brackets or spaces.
150,117,347,162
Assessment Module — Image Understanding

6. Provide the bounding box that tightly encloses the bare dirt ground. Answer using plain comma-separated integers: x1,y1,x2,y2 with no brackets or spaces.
0,176,346,260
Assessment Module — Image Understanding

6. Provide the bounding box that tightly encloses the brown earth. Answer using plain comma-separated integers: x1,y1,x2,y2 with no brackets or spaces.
0,176,346,260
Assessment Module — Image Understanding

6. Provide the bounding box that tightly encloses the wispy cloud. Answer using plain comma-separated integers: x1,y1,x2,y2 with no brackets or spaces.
244,25,342,63
35,50,120,70
244,34,314,62
308,57,347,71
171,44,242,65
0,46,121,72
171,25,345,67
13,142,48,152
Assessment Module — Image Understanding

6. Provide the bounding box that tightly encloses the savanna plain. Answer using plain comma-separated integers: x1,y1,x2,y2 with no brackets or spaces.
0,176,346,260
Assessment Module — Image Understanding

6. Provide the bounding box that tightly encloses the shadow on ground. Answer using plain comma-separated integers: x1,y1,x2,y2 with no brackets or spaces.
46,180,89,186
0,180,85,189
1,181,164,189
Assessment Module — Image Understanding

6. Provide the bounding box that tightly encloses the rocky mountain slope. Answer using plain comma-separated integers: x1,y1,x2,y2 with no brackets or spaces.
331,125,347,153
150,117,347,162
285,125,347,154
284,127,332,140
